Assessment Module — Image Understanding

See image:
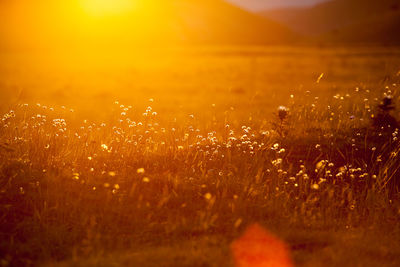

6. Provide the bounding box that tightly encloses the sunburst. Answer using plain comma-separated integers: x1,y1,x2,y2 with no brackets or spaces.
81,0,135,16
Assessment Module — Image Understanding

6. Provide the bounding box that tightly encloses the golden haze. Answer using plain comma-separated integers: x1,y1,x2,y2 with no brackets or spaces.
1,1,400,266
0,0,184,50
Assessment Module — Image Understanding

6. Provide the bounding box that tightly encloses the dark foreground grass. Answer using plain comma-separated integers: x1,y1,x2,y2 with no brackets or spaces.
52,228,400,267
1,80,400,266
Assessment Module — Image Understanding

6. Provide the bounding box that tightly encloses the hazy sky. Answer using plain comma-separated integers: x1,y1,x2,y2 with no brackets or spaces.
226,0,329,11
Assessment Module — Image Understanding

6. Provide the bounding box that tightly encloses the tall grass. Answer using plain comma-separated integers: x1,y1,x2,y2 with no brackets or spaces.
1,82,400,266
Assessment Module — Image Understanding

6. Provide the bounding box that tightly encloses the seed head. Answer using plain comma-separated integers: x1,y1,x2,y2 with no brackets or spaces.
278,106,289,120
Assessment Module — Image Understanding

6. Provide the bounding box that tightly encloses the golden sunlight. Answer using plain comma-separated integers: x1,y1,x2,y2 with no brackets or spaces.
2,0,400,266
81,0,135,16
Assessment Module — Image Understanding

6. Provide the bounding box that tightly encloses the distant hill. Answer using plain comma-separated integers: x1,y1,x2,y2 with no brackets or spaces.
324,10,400,44
260,0,400,44
161,0,296,45
226,0,329,11
0,0,296,50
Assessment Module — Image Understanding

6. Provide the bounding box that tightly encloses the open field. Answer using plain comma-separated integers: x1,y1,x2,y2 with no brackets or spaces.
1,46,400,266
2,46,400,118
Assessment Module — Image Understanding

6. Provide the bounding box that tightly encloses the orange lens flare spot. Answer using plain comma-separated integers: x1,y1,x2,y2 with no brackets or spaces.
231,224,294,267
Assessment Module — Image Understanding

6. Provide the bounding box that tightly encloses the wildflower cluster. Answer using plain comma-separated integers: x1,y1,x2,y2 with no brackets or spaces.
1,89,400,265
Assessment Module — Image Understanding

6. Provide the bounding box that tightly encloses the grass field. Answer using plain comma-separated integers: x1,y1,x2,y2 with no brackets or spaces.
1,46,400,266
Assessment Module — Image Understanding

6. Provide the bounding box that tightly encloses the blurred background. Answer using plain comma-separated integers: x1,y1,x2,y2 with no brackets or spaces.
1,0,399,119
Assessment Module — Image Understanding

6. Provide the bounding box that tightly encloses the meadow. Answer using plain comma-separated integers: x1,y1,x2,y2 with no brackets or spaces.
1,46,400,266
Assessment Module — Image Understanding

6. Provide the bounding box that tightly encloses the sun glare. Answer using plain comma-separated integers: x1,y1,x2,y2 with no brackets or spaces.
81,0,135,16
